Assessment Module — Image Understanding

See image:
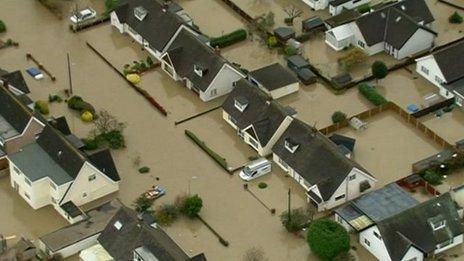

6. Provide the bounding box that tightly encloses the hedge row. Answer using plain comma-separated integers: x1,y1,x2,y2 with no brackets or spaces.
358,83,388,106
185,130,228,171
210,29,247,48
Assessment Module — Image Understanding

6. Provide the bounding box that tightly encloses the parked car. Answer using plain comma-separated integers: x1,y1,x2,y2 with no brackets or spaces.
70,8,97,24
239,158,272,181
144,185,166,200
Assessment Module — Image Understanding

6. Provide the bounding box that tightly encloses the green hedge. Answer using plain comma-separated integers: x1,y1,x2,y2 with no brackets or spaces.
0,20,6,33
185,130,228,171
67,96,95,114
210,29,247,48
358,83,388,106
357,3,371,14
295,32,311,43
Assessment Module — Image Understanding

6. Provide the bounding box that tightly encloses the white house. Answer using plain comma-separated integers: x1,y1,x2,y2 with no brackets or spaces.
8,127,120,223
329,0,371,16
272,119,376,211
326,0,437,59
415,40,464,105
222,79,296,156
248,63,299,99
359,193,464,261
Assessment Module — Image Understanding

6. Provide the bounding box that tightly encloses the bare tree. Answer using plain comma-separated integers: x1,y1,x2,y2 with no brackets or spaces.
93,110,125,135
284,5,303,25
243,247,268,261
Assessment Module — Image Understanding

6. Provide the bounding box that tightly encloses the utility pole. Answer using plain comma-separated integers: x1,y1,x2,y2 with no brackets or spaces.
67,53,73,95
287,189,291,223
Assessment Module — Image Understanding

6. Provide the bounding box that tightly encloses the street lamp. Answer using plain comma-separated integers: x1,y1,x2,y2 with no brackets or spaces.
188,176,198,195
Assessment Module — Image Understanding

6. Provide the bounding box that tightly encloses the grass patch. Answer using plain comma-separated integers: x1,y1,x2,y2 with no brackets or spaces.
185,130,228,171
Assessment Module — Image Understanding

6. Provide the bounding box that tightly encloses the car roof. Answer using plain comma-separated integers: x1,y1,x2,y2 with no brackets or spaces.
246,158,270,169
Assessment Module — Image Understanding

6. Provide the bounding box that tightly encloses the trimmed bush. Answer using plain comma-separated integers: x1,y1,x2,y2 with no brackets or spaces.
48,94,62,103
280,208,312,232
258,182,268,189
332,111,347,123
34,100,49,115
449,12,463,24
371,60,388,80
185,130,228,170
210,29,247,48
68,96,95,114
358,83,388,106
295,32,311,43
67,96,83,108
134,193,154,214
181,194,203,218
82,138,99,150
0,20,6,33
423,170,443,185
267,36,278,48
307,219,350,261
81,111,94,122
155,204,178,226
284,45,298,56
357,3,371,14
127,73,141,84
138,166,150,174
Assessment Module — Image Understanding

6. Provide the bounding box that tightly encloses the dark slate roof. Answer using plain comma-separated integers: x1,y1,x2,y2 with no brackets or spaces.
16,94,34,107
36,126,86,180
446,77,464,97
249,63,298,91
88,149,121,182
0,70,30,94
325,9,360,28
272,119,372,200
273,27,295,40
49,116,72,136
355,0,435,47
166,29,228,92
113,0,185,52
377,193,464,260
98,207,199,261
287,55,310,70
329,134,355,152
330,0,353,6
223,80,293,147
433,40,464,83
0,86,32,133
302,16,325,31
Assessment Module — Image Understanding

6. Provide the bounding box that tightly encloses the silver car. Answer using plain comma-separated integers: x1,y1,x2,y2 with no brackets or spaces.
70,8,97,24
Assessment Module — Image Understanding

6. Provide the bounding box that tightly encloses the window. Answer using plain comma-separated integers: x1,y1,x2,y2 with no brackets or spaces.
437,238,453,249
88,174,96,182
421,66,429,75
374,231,382,240
114,220,123,230
349,174,356,181
357,40,365,48
431,220,446,231
13,166,21,175
50,181,57,190
24,177,31,186
335,194,346,201
435,76,443,84
364,238,370,247
249,138,259,149
210,89,217,96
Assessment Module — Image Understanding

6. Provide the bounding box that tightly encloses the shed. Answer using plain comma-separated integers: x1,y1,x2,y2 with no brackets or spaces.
249,63,299,99
331,72,353,88
287,55,311,71
302,16,326,32
296,68,317,85
273,27,296,43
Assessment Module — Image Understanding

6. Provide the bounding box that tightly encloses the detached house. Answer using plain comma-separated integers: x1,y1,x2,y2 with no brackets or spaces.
326,0,436,60
223,79,296,156
416,40,464,106
161,28,244,101
272,119,376,211
8,126,120,223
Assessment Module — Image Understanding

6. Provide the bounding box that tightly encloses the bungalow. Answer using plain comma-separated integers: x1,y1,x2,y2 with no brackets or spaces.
359,193,464,261
329,0,371,16
80,207,206,260
248,63,299,99
110,0,196,60
161,28,244,101
8,126,120,223
0,69,31,95
222,79,296,156
415,40,464,105
272,119,376,211
326,0,436,60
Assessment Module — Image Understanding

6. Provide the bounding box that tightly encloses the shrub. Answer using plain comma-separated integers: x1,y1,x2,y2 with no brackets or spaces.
81,111,94,122
67,96,83,109
371,61,388,80
258,182,268,189
185,130,228,170
357,3,371,14
48,94,62,103
91,110,126,149
138,166,150,174
82,138,99,150
332,111,347,123
307,219,350,261
295,32,311,43
449,12,463,24
280,208,312,233
104,0,119,15
127,73,141,84
134,194,153,214
358,83,388,106
284,45,298,56
97,130,125,149
0,20,6,33
210,29,247,48
423,170,443,185
68,96,95,114
338,48,368,69
267,36,278,48
34,100,49,115
146,56,154,67
155,204,178,226
181,194,203,218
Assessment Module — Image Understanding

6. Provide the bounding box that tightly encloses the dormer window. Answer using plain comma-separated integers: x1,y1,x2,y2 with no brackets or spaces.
114,220,123,230
194,64,207,77
134,6,148,21
429,214,446,231
285,138,299,153
234,97,248,112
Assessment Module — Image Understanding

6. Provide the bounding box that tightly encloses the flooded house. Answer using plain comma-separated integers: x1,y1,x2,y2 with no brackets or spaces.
329,0,371,16
222,79,296,156
325,0,436,59
272,119,376,211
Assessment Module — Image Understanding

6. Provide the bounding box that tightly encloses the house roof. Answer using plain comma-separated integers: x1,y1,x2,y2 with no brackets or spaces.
329,134,356,152
355,0,435,48
272,119,372,201
166,28,229,92
113,0,185,52
325,9,360,28
273,27,295,40
433,40,464,83
249,63,298,91
88,149,121,182
98,207,200,261
0,70,30,94
0,86,32,134
377,193,464,260
302,16,325,31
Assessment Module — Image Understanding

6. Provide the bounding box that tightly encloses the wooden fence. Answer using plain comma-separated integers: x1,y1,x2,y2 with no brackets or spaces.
411,98,454,118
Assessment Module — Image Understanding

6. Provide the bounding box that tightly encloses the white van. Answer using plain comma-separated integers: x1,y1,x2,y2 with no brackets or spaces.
239,158,272,181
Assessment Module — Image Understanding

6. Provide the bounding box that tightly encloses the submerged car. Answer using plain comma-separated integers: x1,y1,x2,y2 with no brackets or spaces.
70,8,97,24
239,158,272,181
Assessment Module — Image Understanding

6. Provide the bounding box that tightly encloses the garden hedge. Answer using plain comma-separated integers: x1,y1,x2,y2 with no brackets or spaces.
210,29,247,48
0,20,6,33
358,83,388,106
185,130,228,171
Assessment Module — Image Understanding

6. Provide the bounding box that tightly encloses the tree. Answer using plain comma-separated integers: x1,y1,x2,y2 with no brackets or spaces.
181,194,203,218
371,61,388,81
91,110,126,149
280,208,313,232
423,170,443,185
0,20,6,33
134,194,153,214
283,5,302,25
331,111,347,124
105,0,120,15
449,12,463,24
243,247,268,261
307,219,350,261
